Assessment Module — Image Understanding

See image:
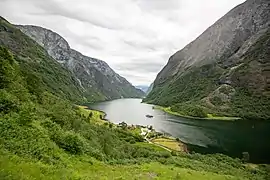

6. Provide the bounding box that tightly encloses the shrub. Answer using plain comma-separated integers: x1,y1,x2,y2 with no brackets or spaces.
88,112,93,118
129,139,136,144
57,132,84,155
160,151,172,158
109,123,113,128
171,151,177,156
0,90,19,114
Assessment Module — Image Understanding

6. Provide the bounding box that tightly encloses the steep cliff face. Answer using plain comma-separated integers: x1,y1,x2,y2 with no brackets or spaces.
16,25,144,100
145,0,270,119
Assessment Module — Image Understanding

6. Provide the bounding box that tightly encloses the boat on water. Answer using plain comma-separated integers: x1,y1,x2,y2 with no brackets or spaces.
146,115,154,118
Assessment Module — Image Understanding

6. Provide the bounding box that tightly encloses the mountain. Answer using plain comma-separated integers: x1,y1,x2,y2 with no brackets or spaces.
136,84,154,95
145,0,270,119
135,85,149,93
16,25,144,101
0,17,89,102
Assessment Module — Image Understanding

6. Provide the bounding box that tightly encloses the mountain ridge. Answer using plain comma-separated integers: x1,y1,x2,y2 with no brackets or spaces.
16,24,144,101
155,0,269,84
145,0,270,119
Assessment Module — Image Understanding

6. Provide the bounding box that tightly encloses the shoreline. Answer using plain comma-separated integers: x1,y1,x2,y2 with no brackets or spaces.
78,105,187,152
79,105,109,121
77,104,269,164
152,105,241,121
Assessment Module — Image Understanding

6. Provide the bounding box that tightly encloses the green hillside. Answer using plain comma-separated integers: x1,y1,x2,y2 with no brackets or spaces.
0,17,105,103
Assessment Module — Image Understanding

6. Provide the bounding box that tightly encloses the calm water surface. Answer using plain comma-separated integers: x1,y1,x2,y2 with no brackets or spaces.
87,98,270,163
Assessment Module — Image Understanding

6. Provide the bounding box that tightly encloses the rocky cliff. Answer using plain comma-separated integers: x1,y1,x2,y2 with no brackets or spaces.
16,25,144,100
145,0,270,119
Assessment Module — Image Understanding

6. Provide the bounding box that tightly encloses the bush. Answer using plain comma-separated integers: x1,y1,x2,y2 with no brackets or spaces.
0,115,61,163
88,112,93,118
109,123,113,128
41,120,85,155
160,151,172,158
0,90,19,114
171,151,177,156
57,132,84,154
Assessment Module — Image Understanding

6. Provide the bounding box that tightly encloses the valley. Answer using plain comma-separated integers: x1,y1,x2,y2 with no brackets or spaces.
0,0,270,179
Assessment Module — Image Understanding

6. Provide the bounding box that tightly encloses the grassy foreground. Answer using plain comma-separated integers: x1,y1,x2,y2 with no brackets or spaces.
1,150,250,180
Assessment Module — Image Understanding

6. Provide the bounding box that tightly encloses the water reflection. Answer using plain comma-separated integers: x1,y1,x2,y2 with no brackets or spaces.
87,98,270,163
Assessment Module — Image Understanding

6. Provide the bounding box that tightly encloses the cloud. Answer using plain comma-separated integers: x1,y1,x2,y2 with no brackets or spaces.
135,0,182,11
115,61,165,74
0,0,245,86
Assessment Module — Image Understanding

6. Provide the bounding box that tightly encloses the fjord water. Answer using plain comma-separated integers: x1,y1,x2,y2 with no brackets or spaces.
88,98,270,163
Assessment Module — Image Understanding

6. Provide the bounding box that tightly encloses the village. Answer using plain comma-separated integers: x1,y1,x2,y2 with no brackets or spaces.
117,121,187,153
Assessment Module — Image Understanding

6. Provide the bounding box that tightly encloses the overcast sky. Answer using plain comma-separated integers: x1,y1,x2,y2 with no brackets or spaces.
0,0,244,86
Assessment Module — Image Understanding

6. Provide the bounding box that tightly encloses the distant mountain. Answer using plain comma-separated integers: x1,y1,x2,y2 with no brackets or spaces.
136,84,154,95
145,0,270,119
135,85,149,93
16,25,145,101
